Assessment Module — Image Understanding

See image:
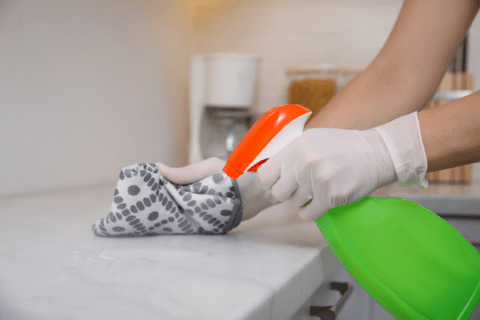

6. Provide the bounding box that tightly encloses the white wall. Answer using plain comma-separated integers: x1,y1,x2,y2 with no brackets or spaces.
0,0,191,196
2,0,479,197
191,0,480,181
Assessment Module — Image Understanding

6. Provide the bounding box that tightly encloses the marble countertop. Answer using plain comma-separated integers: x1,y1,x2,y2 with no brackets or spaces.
0,186,340,320
371,181,480,216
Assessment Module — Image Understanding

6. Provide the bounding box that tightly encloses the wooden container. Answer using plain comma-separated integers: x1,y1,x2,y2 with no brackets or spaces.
425,72,474,184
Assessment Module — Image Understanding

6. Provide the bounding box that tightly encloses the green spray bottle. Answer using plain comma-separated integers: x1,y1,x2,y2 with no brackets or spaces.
223,104,480,319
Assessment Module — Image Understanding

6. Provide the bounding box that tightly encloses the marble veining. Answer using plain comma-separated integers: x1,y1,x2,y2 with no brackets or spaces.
0,186,338,320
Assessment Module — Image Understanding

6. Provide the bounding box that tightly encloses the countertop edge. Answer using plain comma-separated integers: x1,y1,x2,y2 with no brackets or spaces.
371,183,480,216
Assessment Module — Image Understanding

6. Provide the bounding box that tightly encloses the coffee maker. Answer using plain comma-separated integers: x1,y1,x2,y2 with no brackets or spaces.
189,53,260,164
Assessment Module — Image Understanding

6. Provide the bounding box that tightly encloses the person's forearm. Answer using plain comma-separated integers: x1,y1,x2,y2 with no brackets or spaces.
306,0,479,131
305,65,425,130
417,91,480,172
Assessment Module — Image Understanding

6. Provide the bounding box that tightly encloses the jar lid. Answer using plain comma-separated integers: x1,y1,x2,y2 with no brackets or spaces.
204,52,261,61
285,63,339,75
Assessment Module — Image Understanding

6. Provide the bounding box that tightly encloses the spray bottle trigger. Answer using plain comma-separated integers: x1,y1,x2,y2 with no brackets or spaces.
247,158,269,173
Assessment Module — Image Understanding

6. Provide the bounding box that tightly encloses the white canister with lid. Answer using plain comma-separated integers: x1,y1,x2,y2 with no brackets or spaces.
205,53,260,107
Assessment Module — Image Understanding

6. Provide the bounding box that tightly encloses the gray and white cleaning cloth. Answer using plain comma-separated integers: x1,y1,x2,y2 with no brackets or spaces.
92,163,242,237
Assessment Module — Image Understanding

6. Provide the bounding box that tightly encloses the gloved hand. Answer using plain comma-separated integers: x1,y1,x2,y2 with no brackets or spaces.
256,111,428,222
158,157,280,222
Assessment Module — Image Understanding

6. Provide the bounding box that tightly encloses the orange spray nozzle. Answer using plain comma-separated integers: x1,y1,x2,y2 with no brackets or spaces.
222,104,311,180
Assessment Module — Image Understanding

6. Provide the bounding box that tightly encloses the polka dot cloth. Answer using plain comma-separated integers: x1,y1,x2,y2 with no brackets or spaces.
92,163,242,237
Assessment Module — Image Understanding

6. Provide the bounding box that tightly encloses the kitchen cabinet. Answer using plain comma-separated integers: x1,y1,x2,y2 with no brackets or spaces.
290,264,373,320
371,304,396,320
291,264,398,320
440,215,480,319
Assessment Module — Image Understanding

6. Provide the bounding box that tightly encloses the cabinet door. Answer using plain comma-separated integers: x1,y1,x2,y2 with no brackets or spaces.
291,265,372,320
442,216,480,319
371,302,396,320
289,281,332,320
329,266,371,320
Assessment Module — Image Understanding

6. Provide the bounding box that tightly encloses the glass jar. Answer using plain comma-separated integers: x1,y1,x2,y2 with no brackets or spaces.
286,64,366,124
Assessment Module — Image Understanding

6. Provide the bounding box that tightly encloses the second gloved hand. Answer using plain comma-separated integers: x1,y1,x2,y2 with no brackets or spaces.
256,128,397,221
256,112,429,222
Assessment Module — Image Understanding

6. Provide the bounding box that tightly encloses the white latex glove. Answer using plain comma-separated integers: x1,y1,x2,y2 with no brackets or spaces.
158,157,280,221
256,111,428,222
